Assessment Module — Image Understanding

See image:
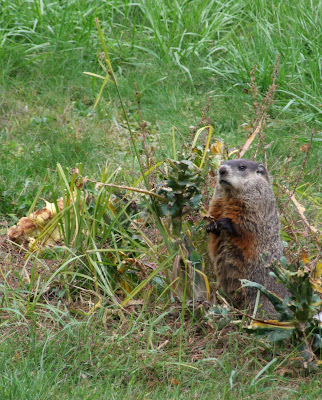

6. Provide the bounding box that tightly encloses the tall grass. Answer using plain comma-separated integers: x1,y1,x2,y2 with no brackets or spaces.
1,1,320,105
1,0,320,218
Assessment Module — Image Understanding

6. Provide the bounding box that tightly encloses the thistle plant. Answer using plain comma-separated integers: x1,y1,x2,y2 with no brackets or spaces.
155,157,204,236
242,257,322,367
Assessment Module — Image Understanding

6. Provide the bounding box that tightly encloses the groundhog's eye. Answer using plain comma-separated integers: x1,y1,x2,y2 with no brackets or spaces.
238,165,246,171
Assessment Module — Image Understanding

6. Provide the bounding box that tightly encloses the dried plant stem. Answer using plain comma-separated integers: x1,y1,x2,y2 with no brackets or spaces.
239,119,262,158
278,184,319,237
239,55,280,159
134,83,151,168
215,290,271,322
78,176,168,203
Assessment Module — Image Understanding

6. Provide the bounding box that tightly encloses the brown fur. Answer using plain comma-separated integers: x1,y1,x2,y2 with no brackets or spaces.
208,159,288,315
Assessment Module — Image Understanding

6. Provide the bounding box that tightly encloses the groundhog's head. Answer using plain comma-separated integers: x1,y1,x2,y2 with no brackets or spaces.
218,159,271,195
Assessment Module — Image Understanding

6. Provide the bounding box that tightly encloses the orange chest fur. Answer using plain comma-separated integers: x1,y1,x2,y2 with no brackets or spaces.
209,197,243,224
209,197,257,260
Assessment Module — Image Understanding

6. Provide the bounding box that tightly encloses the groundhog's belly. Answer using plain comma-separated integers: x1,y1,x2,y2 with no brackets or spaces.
209,229,286,311
209,232,250,306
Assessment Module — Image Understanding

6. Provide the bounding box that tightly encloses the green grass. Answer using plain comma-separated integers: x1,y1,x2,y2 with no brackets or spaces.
0,0,321,397
1,316,321,400
1,0,320,218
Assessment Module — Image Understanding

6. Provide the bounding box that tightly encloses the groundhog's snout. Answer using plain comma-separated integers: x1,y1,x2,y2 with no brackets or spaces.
218,165,232,186
219,165,229,176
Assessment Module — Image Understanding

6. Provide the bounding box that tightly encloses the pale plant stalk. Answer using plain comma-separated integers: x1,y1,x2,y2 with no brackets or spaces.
87,18,173,253
94,18,151,192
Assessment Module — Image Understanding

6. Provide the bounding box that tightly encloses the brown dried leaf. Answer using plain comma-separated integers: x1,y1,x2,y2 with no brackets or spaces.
300,249,310,265
210,140,224,156
7,194,79,246
300,144,310,153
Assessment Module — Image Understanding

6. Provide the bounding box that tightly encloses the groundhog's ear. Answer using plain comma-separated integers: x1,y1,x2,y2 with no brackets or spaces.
256,164,266,174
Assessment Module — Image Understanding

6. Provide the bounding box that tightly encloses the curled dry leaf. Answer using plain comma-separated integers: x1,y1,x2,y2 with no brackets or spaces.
7,217,37,243
169,378,181,386
199,209,215,222
210,140,224,156
7,194,78,247
310,262,322,294
315,262,322,278
300,249,310,265
75,176,88,189
300,144,310,153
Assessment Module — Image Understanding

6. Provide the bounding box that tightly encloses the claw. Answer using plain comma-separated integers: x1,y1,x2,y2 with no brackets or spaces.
206,221,219,234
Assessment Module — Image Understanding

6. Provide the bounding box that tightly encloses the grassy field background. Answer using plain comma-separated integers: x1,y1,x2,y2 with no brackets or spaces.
0,0,321,398
1,0,320,217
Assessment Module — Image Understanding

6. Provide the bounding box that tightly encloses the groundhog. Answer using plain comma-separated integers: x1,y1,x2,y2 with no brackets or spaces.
207,159,288,316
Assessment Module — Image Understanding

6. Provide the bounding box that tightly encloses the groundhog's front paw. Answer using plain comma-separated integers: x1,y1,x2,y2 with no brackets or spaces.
217,218,237,235
206,221,220,234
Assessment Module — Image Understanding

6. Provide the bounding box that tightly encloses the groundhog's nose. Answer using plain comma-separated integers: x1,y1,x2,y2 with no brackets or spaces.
219,165,228,176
